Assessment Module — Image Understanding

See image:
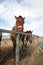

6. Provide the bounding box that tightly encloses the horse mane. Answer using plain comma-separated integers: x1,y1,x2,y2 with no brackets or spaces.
25,31,32,33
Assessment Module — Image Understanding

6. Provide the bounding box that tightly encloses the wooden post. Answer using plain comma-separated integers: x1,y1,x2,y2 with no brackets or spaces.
16,34,19,65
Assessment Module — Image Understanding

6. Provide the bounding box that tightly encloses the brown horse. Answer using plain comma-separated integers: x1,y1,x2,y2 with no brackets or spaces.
11,15,25,53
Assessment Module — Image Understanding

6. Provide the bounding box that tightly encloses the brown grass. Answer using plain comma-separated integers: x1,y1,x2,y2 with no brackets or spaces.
1,39,42,65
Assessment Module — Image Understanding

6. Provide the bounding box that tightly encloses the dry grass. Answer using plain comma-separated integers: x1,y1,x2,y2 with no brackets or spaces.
1,39,13,52
32,53,43,65
1,39,43,65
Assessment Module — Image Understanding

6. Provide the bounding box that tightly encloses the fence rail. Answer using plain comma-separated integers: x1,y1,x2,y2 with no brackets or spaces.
0,29,28,35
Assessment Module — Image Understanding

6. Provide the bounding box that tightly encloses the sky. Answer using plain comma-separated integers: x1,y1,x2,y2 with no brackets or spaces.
0,0,43,37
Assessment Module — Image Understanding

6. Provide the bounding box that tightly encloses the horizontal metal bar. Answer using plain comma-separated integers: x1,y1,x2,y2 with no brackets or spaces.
0,29,29,35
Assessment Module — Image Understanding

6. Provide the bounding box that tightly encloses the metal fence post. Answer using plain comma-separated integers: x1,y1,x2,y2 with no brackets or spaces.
16,34,19,65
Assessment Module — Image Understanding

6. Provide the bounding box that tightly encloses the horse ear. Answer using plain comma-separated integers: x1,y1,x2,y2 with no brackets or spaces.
14,15,17,19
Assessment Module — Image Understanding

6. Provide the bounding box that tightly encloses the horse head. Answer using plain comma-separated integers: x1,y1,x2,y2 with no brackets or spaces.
14,15,25,32
25,31,32,43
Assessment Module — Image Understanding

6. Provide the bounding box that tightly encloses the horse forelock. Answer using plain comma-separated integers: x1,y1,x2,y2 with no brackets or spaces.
19,16,22,18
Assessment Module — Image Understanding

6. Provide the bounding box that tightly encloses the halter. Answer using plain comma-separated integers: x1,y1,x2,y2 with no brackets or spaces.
14,25,23,31
17,26,23,29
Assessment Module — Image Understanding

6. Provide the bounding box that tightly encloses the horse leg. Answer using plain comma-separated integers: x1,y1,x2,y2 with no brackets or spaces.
11,38,16,58
13,40,16,53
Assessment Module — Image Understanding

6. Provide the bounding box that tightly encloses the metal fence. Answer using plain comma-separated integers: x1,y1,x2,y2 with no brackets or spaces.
0,29,29,65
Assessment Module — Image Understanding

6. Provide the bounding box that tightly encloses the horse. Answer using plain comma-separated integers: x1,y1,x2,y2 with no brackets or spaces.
19,31,33,59
21,30,32,48
11,15,25,54
25,31,32,43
